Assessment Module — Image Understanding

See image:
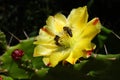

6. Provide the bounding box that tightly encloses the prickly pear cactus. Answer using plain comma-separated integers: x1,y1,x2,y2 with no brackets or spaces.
0,25,120,80
0,35,49,80
0,31,7,55
0,6,120,80
0,27,120,80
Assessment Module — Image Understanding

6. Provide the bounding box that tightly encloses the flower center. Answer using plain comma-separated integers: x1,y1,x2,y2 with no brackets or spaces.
54,26,72,48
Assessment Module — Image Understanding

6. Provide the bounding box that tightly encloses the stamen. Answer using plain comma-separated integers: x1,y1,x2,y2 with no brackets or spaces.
63,26,73,37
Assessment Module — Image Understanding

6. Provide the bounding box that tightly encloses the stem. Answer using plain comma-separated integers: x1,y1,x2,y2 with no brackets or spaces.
92,54,120,60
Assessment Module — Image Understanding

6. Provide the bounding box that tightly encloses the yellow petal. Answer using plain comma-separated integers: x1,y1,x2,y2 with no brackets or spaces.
34,28,54,44
44,50,70,67
82,42,96,58
67,6,88,28
66,50,83,64
33,45,57,57
66,43,84,64
80,17,101,41
54,13,67,25
45,13,66,34
66,40,95,64
76,39,96,51
43,57,50,66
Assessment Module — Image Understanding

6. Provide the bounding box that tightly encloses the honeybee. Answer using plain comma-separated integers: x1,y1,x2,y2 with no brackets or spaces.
63,26,72,37
54,26,73,46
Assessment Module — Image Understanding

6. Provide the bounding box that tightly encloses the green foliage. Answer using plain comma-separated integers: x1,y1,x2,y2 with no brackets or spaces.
0,38,49,79
0,75,13,80
0,31,7,55
97,26,112,48
43,54,120,80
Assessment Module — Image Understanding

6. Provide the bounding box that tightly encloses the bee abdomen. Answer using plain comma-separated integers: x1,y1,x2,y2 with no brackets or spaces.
63,26,73,37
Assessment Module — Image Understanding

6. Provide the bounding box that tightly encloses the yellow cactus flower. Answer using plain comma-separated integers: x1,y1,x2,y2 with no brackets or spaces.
33,6,101,67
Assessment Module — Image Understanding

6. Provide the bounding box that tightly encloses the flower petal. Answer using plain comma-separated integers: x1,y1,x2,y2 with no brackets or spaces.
66,50,83,64
34,28,54,45
54,13,67,25
43,50,70,67
43,57,50,66
80,17,101,41
82,42,96,58
45,13,67,34
33,44,57,57
67,6,88,28
66,40,95,64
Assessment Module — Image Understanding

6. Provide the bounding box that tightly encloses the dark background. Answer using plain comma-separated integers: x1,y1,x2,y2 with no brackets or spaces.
0,0,120,45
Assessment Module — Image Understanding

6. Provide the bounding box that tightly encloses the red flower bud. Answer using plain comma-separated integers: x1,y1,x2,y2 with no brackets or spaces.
11,49,24,61
0,76,3,80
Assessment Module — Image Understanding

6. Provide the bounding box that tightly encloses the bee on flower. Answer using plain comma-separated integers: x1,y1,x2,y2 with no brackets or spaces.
33,6,101,67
